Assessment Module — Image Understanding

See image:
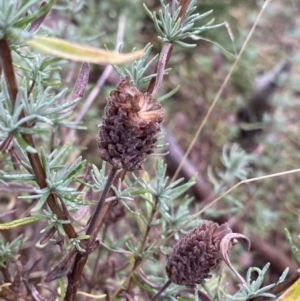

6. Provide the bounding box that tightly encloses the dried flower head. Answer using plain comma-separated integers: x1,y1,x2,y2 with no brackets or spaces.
98,76,164,171
165,221,232,287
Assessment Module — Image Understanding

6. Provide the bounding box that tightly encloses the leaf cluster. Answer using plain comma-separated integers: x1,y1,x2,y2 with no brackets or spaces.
0,0,55,39
0,235,24,268
222,264,289,300
144,0,224,47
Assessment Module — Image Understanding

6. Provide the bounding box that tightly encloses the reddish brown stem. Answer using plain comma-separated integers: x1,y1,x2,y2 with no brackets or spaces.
0,135,13,152
147,43,173,96
178,0,189,26
87,167,118,241
0,39,18,107
65,167,123,301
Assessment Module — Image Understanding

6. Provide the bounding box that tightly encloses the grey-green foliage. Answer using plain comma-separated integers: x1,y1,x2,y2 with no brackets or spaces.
69,235,90,253
120,159,196,257
0,0,55,39
208,143,253,193
53,0,84,13
221,263,289,300
0,79,82,142
0,234,24,268
285,228,300,263
33,209,71,236
0,81,32,134
205,144,253,218
113,177,148,202
126,239,157,259
160,195,202,240
6,144,86,212
91,162,108,192
113,43,179,102
35,146,85,210
137,159,196,212
144,0,224,47
113,43,164,88
112,176,150,218
20,55,63,85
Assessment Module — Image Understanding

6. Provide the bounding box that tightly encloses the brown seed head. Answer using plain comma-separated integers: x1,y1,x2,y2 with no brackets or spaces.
165,221,232,287
98,76,164,171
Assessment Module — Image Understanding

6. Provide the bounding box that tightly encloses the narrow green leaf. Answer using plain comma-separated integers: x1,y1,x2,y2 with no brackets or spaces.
14,0,56,28
173,40,196,48
3,173,36,181
194,36,236,59
285,228,300,263
31,191,50,212
15,133,37,153
26,36,144,64
157,85,180,102
49,144,70,168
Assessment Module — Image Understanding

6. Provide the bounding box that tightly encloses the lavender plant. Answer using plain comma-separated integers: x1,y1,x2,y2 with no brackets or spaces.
0,1,299,301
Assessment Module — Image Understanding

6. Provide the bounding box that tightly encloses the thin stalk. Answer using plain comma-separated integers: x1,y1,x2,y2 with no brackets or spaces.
86,166,118,241
150,43,173,97
65,166,119,301
147,0,188,96
150,279,172,301
139,199,158,254
126,199,159,294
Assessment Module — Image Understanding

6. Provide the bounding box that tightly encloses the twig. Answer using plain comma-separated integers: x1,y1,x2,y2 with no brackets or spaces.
150,279,172,301
65,167,119,301
86,167,119,241
150,43,173,97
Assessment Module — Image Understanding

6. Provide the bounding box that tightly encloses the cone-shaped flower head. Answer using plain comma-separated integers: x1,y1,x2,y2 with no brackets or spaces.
98,76,164,171
166,221,232,287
